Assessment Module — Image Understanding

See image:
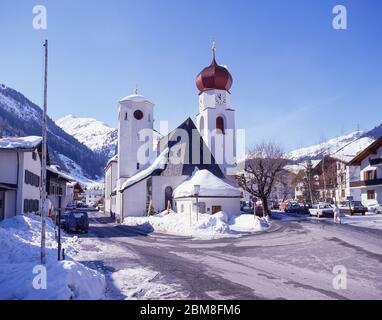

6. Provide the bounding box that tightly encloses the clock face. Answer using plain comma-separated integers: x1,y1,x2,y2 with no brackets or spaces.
216,93,225,105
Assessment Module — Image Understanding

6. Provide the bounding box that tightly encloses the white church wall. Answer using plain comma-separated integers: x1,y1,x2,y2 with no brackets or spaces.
122,180,147,217
152,175,189,213
175,197,241,215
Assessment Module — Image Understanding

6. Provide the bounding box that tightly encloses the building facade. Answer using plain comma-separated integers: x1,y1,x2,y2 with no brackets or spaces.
348,137,382,206
0,137,42,220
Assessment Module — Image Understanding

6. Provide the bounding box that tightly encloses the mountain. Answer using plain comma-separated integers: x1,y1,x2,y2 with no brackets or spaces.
287,128,379,163
0,84,105,180
56,115,117,159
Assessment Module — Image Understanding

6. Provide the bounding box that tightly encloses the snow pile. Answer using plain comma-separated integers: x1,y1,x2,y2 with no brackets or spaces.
124,211,269,239
0,214,106,300
230,214,270,232
0,136,42,150
174,170,242,198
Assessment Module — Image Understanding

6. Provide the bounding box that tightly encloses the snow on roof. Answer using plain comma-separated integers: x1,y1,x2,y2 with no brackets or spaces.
106,154,118,167
47,165,74,182
0,136,42,150
174,169,242,198
120,148,169,191
119,94,151,104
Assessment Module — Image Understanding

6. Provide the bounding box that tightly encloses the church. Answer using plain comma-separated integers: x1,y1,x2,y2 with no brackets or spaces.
104,47,243,222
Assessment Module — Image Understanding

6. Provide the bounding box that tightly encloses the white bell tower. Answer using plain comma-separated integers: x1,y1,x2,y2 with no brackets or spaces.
195,44,236,175
117,89,154,180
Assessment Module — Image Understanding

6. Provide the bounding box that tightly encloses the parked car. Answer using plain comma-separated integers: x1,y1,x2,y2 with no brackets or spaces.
309,203,334,218
269,200,280,210
339,201,367,216
285,202,306,214
368,204,382,214
63,211,89,233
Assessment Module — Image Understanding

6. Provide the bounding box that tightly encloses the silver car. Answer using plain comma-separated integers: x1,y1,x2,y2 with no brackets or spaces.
309,203,334,218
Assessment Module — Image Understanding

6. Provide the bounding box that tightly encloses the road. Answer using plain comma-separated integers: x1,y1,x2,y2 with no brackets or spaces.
74,211,382,300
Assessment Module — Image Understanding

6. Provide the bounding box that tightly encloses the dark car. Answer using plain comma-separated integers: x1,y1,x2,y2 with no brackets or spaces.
285,202,306,214
339,201,367,216
63,211,89,233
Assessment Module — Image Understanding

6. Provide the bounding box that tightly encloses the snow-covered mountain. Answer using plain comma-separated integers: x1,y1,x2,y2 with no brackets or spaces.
56,115,117,159
287,130,377,163
0,83,105,181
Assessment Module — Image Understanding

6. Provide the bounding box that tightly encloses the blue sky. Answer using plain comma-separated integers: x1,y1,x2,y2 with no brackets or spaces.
0,0,381,151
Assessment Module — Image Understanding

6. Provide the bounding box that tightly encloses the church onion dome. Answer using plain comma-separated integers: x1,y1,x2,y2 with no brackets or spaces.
119,94,149,103
196,52,233,94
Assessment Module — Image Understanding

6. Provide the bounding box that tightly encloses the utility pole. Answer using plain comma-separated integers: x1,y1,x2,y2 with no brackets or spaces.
40,39,48,265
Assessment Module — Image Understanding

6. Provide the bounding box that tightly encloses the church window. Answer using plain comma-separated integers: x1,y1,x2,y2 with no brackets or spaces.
148,114,151,122
137,163,140,170
165,186,173,211
134,110,144,120
199,116,204,133
124,112,128,120
216,116,225,134
180,204,184,213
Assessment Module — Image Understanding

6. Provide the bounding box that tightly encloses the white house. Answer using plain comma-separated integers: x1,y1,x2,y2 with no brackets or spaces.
174,169,242,215
104,154,118,215
105,48,242,222
348,136,382,206
85,187,104,207
0,136,42,220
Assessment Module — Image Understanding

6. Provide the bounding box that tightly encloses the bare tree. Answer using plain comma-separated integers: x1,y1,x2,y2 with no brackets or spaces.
236,142,286,216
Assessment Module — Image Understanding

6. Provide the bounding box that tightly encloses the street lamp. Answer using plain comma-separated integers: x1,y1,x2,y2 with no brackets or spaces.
194,185,200,222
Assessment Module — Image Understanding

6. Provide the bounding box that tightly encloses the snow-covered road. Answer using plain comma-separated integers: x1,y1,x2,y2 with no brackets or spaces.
73,212,382,300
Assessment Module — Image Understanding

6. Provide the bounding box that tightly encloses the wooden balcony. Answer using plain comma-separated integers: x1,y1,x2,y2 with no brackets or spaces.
350,179,382,188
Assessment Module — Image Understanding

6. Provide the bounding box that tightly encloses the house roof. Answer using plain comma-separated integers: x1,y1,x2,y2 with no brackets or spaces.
47,165,73,182
174,169,241,198
0,136,42,151
120,117,224,192
347,136,382,166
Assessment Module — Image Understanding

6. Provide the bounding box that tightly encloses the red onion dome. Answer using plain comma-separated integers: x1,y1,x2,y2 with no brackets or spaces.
196,56,233,93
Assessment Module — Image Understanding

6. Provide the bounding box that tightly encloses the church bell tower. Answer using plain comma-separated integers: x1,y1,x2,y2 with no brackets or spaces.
195,43,236,175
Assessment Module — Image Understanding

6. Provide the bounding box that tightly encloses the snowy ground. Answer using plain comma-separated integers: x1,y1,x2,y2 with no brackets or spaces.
0,214,106,300
74,211,382,300
340,213,382,230
73,215,189,300
123,211,270,239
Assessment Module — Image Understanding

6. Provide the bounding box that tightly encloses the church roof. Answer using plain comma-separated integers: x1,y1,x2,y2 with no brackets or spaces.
119,94,151,103
120,117,224,192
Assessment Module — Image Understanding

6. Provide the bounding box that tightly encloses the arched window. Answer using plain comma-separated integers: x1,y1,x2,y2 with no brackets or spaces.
164,186,173,211
124,112,128,120
199,116,204,133
216,116,225,134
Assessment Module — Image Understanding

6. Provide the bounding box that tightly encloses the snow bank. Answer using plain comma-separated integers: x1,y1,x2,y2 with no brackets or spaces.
0,214,106,300
174,170,242,198
230,214,270,233
124,211,269,239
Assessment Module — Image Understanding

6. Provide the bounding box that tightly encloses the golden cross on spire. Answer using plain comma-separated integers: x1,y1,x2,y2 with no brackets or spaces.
134,84,139,95
212,38,217,59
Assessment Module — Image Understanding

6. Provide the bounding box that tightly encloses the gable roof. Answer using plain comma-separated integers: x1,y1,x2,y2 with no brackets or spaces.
120,117,223,192
347,136,382,166
0,136,42,151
